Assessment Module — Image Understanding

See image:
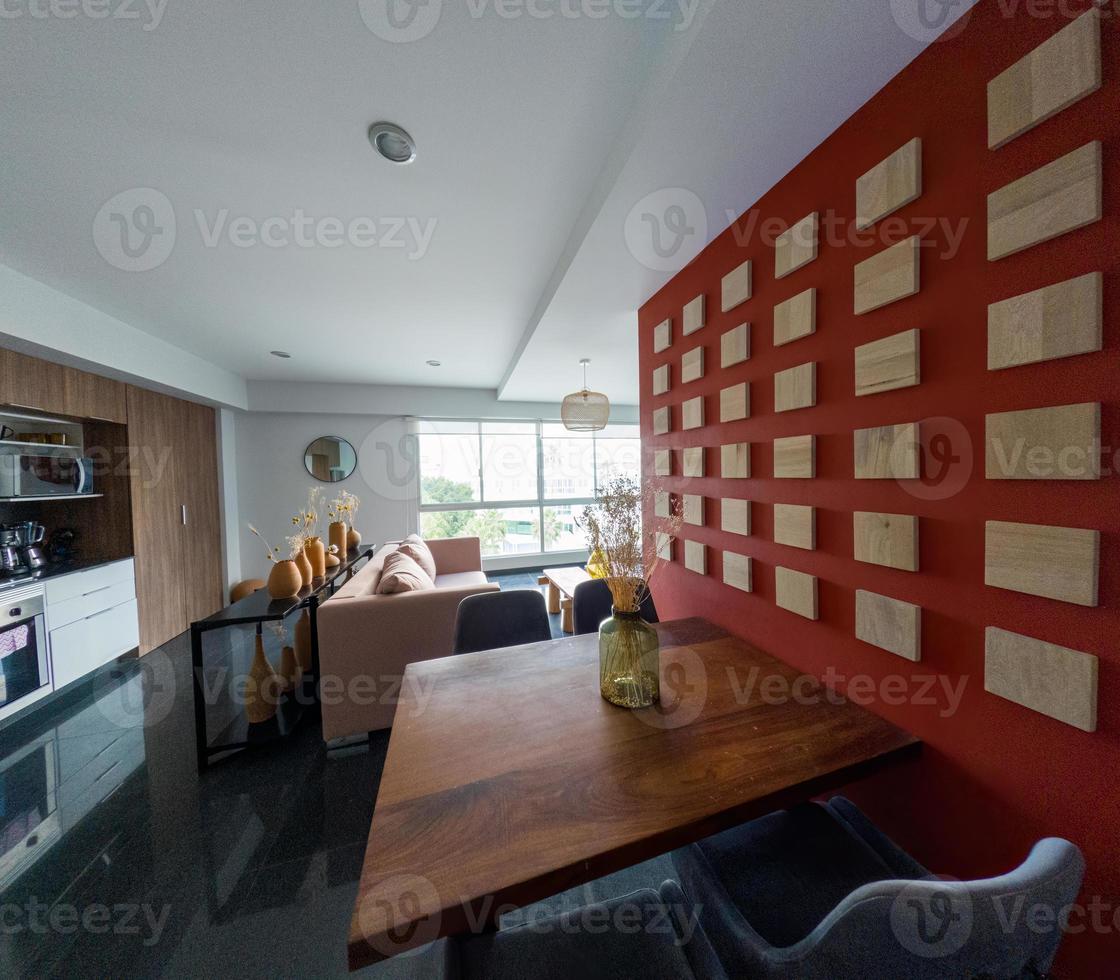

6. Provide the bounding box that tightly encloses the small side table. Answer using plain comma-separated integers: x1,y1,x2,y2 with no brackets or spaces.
190,546,374,771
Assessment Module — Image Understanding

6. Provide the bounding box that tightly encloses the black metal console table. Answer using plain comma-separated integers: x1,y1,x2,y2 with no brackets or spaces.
190,546,374,771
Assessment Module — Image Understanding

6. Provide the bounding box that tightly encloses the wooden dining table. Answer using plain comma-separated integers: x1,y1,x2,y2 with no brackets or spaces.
347,617,920,970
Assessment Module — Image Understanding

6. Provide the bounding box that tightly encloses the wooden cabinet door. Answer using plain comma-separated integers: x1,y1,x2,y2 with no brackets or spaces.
178,400,223,625
0,349,66,415
62,367,127,423
127,385,188,654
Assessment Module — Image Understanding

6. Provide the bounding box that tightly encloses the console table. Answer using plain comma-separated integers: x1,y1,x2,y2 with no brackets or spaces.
190,546,373,771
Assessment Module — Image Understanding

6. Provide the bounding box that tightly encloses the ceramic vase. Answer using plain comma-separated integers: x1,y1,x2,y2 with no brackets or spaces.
295,549,314,589
245,633,282,723
294,610,312,674
325,550,341,568
267,560,302,600
599,608,660,709
329,521,349,561
305,537,326,578
278,645,301,692
347,528,362,550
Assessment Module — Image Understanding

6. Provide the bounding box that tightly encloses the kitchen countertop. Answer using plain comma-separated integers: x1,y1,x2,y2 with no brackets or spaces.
0,556,132,591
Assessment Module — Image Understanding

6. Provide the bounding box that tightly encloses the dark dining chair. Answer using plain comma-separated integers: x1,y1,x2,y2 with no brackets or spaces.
572,578,659,635
670,796,1085,979
453,590,553,654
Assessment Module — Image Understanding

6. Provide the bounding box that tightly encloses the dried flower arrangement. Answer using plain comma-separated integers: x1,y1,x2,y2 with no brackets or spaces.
293,487,325,539
328,489,361,524
577,475,683,613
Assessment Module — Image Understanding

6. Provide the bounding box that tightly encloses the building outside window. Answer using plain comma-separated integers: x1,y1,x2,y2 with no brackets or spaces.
416,419,641,559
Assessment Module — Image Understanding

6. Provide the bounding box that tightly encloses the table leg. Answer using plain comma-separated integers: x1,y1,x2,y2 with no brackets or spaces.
561,597,573,634
546,582,561,615
191,625,209,772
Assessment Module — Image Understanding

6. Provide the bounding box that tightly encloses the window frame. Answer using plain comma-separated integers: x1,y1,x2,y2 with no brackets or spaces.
415,418,640,557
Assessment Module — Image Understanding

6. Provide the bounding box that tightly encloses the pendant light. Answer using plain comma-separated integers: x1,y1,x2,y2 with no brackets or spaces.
561,358,610,432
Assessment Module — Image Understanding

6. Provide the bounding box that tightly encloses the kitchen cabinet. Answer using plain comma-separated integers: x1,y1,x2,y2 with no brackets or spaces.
0,349,127,423
127,386,222,652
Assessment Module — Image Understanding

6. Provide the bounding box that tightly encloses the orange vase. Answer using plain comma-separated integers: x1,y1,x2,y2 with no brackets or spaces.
347,528,361,550
305,537,326,578
278,645,300,692
295,549,313,589
245,633,281,723
329,521,348,562
267,560,301,599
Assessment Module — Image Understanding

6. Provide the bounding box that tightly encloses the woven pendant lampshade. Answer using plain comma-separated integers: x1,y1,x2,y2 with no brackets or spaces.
562,359,610,432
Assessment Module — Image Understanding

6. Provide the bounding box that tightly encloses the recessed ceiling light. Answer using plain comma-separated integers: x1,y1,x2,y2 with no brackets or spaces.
369,122,416,165
426,359,441,367
270,350,292,359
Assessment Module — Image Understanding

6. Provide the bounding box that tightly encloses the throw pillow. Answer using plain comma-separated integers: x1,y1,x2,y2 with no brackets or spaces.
376,551,435,594
397,534,437,580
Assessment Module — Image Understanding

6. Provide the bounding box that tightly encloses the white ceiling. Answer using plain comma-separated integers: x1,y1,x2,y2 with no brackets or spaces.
0,0,975,407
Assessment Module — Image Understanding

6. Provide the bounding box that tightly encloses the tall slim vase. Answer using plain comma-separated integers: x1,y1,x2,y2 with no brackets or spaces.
245,632,282,723
329,521,349,561
305,537,326,578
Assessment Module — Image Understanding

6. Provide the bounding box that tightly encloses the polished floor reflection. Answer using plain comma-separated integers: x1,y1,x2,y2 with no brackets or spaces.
0,572,566,978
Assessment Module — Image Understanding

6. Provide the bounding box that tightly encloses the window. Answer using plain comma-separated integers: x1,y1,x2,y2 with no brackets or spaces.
416,419,640,558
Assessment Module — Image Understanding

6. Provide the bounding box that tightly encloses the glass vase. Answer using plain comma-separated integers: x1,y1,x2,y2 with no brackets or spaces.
599,608,660,708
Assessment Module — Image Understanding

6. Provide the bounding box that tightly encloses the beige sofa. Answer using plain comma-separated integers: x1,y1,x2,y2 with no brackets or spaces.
317,537,499,741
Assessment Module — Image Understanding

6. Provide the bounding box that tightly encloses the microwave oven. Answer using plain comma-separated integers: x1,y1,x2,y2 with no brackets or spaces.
0,454,94,498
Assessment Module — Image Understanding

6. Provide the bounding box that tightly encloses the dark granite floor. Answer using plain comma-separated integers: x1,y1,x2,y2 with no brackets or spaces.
0,569,625,979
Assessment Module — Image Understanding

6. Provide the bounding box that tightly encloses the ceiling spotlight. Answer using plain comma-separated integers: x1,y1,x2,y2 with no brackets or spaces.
369,122,416,165
426,360,441,367
270,350,292,359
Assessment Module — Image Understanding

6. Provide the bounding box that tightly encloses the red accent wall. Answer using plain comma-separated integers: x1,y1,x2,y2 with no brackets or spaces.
639,2,1118,974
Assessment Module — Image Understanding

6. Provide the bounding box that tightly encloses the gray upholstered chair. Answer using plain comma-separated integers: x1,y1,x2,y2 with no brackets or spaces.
572,578,659,635
452,589,553,654
671,796,1085,979
458,881,727,980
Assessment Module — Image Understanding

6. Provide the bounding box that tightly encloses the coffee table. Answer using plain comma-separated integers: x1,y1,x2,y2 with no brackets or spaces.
539,566,592,632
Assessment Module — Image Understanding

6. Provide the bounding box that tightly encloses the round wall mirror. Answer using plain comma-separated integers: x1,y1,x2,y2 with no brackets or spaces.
304,436,358,483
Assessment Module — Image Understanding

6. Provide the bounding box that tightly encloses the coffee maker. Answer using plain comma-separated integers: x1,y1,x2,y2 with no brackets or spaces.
0,527,24,574
7,523,46,571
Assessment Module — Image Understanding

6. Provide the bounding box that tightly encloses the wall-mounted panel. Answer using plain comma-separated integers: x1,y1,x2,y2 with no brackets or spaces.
721,443,750,479
854,423,919,479
719,384,749,423
683,446,705,478
773,435,815,479
854,236,920,315
855,329,921,397
988,272,1102,370
654,490,670,519
985,403,1100,480
654,449,671,477
985,520,1099,607
987,8,1102,150
721,260,753,312
683,494,705,526
653,319,671,353
775,567,818,620
773,288,817,347
775,212,819,279
653,364,671,396
853,512,919,572
987,141,1102,260
721,324,750,368
656,532,674,562
723,552,753,593
985,627,1097,732
681,346,705,384
773,504,815,550
684,540,707,575
856,138,922,230
721,498,750,536
682,396,704,431
653,406,670,435
683,295,706,336
856,591,921,662
774,362,817,413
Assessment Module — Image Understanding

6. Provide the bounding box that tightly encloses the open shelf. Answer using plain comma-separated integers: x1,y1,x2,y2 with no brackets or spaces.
0,494,103,503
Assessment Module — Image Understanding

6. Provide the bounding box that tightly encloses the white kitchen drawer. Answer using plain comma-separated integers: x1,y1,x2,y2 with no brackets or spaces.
49,598,139,690
44,559,135,607
47,577,136,631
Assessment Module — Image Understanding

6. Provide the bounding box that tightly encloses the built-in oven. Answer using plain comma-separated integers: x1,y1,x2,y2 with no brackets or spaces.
0,586,49,717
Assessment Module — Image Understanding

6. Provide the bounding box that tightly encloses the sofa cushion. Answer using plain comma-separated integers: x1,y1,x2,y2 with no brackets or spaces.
434,570,490,591
377,552,435,594
398,534,437,579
